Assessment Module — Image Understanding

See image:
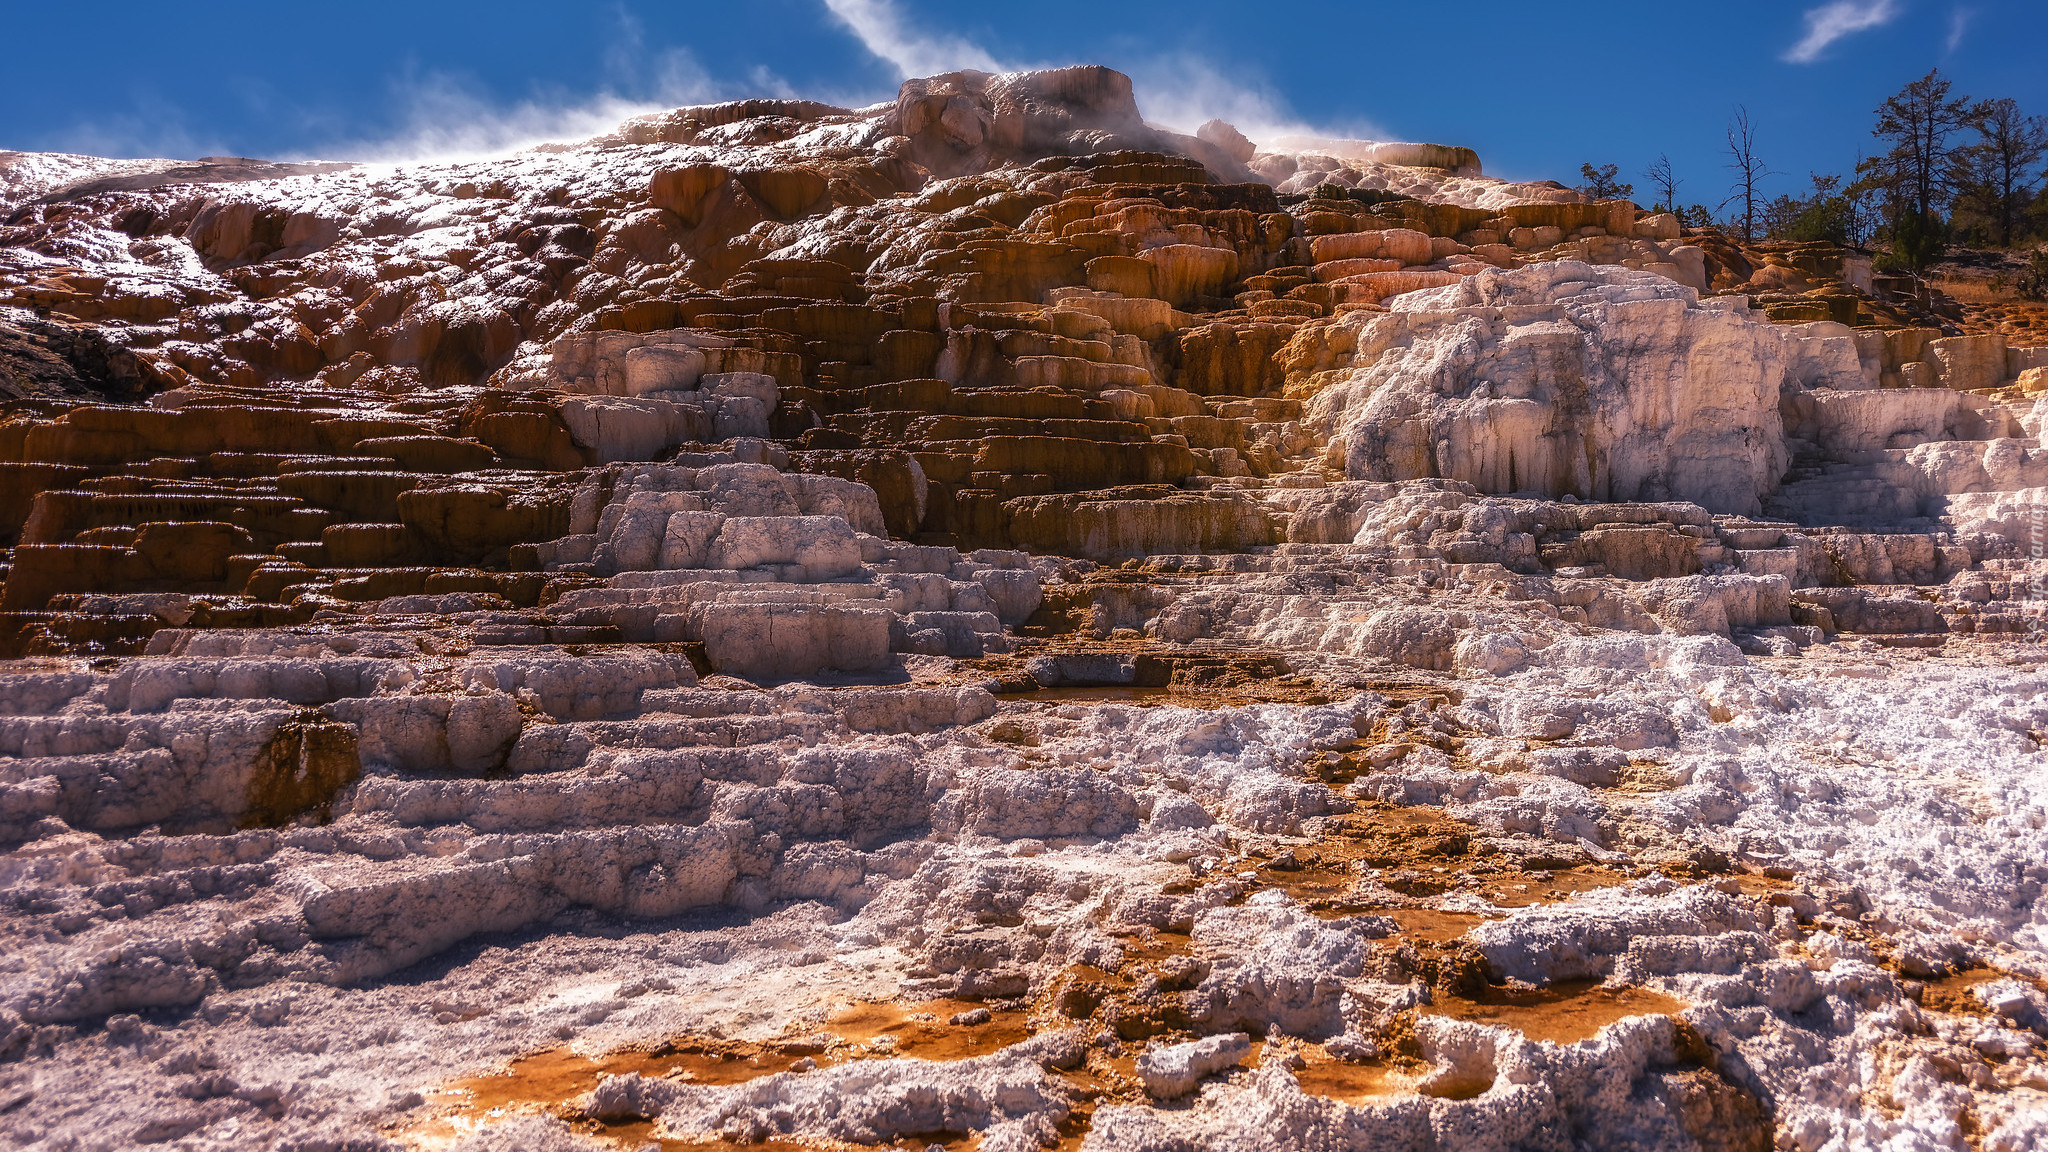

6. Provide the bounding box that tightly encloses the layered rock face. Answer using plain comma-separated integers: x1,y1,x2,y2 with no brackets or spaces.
1307,263,1790,515
3,67,2048,1152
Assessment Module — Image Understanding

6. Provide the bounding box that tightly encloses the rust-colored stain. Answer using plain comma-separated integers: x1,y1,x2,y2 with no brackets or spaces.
1423,979,1688,1046
1288,1054,1418,1101
400,998,1032,1150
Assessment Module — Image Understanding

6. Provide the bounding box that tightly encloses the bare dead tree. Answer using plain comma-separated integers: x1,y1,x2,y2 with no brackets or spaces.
1643,154,1680,213
1722,106,1774,241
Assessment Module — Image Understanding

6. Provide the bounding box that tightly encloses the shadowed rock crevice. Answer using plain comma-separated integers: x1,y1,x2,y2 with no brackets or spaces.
238,712,361,829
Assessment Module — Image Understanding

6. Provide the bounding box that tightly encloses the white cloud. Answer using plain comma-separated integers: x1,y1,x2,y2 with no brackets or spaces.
306,76,675,163
821,0,1005,78
39,108,224,163
1783,0,1904,63
1119,53,1385,150
745,65,800,100
1945,6,1973,52
296,17,724,165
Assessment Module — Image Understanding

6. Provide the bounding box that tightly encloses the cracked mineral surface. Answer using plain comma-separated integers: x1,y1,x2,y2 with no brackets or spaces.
2,65,2047,1152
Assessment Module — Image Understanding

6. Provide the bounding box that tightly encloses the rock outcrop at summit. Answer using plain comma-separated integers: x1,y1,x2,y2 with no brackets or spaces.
887,66,1253,180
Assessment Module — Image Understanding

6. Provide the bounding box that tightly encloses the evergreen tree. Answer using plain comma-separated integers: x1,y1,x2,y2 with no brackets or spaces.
1577,162,1633,200
1948,97,2048,246
1762,174,1869,247
1858,71,1978,270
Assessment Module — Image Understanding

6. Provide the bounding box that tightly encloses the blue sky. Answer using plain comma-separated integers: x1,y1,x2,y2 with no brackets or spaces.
4,0,2044,207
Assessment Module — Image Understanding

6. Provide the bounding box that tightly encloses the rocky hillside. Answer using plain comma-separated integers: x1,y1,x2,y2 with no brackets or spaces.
2,66,2046,1152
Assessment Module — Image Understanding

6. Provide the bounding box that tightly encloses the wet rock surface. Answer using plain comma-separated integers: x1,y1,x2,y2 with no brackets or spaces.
3,66,2048,1152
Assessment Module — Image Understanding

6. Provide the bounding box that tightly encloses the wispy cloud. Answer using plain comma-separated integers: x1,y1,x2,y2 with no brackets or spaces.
1121,53,1385,150
1945,5,1973,52
821,0,1004,78
813,1,1388,156
26,79,231,160
1784,0,1904,63
295,11,725,164
745,65,800,100
304,74,685,164
601,5,715,103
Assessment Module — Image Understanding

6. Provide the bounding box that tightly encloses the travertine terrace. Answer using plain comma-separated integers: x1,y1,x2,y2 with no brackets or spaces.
2,67,2047,1151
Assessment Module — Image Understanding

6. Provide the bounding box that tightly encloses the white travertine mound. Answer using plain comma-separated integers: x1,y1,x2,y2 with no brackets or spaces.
1254,134,1599,211
522,457,1037,675
1307,262,1791,515
1136,1031,1250,1097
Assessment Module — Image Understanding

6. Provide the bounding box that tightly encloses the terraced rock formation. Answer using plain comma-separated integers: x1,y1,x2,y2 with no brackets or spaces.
2,66,2047,1152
